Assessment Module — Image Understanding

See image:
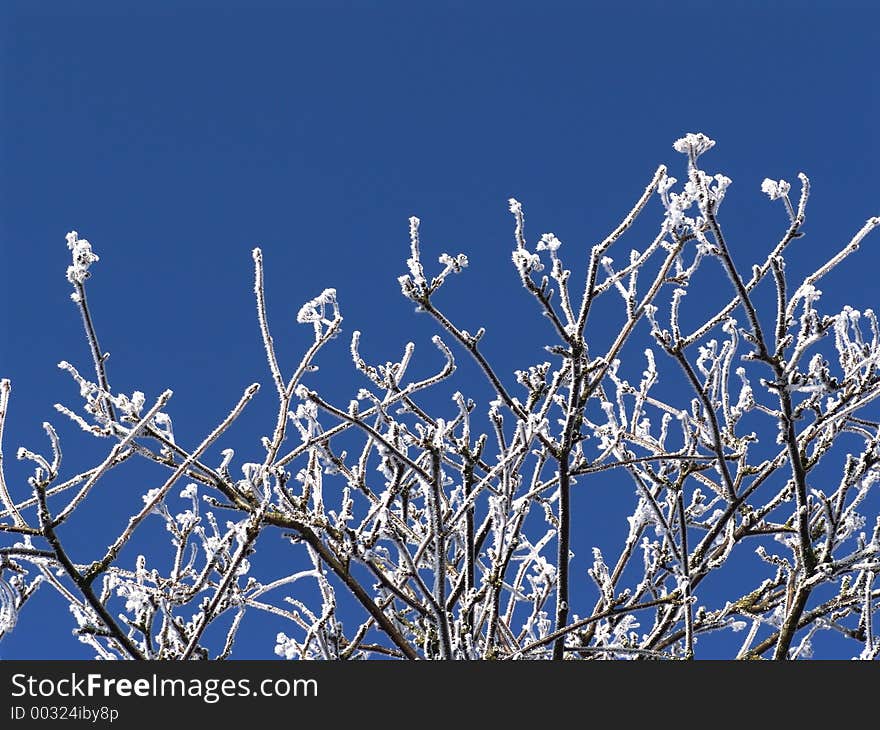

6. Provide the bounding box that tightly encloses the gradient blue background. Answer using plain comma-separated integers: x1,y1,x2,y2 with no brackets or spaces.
1,1,878,659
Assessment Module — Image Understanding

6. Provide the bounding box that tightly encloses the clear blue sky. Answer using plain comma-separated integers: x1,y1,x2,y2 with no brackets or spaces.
1,1,878,658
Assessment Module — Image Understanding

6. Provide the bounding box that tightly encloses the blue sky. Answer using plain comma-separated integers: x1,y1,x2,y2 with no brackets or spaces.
1,1,878,658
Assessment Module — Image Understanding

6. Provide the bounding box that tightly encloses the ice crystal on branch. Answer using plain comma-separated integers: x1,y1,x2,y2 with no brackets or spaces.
296,288,340,341
673,132,716,158
65,230,100,285
761,178,791,200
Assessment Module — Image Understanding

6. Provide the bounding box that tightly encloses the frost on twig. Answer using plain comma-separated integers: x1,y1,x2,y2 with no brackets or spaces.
296,288,341,343
0,573,19,638
65,231,99,287
397,216,468,304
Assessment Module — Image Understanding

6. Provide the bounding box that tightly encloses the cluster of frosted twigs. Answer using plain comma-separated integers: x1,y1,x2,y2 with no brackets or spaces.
1,135,879,659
